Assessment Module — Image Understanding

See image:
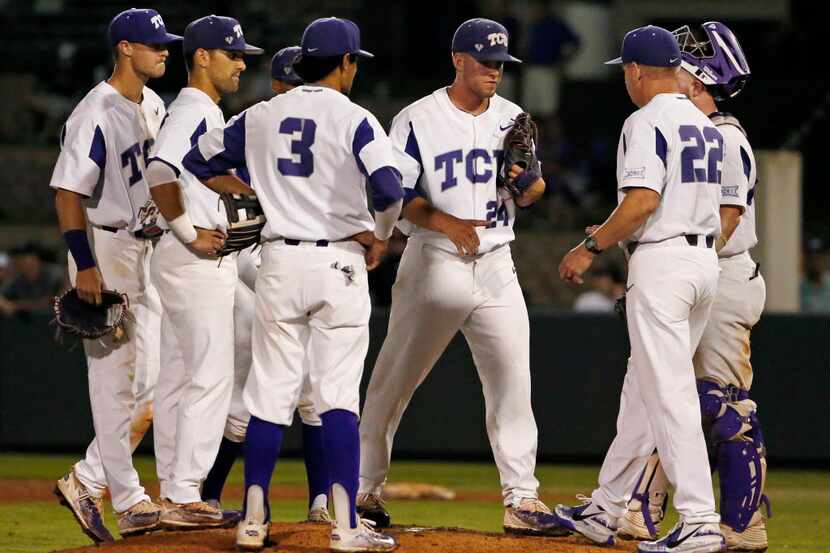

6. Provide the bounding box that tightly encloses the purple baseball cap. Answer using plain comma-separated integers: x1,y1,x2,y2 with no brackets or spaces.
184,15,263,55
673,22,750,100
108,8,182,47
300,17,374,58
451,18,521,63
271,46,303,84
605,25,681,67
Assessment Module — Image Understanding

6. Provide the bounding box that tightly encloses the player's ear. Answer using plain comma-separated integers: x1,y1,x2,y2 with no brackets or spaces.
196,48,210,69
451,53,464,72
115,40,132,60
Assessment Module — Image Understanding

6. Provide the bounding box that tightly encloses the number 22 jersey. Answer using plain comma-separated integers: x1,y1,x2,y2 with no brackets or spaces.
616,93,722,247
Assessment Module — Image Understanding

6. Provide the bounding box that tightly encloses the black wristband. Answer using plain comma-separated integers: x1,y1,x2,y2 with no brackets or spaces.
63,229,96,271
584,236,603,254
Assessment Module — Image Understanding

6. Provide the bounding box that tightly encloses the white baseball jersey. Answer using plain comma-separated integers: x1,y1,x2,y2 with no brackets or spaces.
183,85,403,241
49,81,166,231
711,114,757,258
391,88,525,254
148,87,227,230
616,93,722,247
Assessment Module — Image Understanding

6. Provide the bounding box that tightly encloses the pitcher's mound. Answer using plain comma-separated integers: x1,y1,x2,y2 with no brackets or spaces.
57,521,638,552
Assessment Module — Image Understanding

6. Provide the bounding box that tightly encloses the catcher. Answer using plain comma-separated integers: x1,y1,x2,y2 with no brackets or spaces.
144,15,263,529
357,18,564,538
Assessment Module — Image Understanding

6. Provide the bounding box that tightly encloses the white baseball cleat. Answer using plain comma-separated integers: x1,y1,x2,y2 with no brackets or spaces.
637,520,725,553
307,505,332,523
330,517,397,552
503,497,571,536
618,497,667,541
553,496,617,546
54,469,114,543
117,499,162,537
236,486,270,551
721,511,768,552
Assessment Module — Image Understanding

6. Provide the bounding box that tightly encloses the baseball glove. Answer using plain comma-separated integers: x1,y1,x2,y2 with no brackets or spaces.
218,193,266,257
499,112,541,197
52,288,130,342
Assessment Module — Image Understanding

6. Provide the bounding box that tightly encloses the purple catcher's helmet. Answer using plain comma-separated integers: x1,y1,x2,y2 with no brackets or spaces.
672,21,750,100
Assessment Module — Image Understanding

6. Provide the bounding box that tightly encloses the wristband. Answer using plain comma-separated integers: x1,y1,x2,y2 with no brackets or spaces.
168,212,198,244
63,229,96,271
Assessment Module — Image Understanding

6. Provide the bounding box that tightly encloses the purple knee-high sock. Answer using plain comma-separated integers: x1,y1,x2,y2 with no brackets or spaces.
202,437,242,503
320,409,360,529
302,423,330,508
243,416,285,522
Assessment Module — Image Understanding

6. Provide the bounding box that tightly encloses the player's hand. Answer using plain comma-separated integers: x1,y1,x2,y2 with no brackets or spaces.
364,238,389,271
441,216,490,257
188,228,227,257
559,243,595,285
585,225,600,236
507,163,525,183
76,267,105,305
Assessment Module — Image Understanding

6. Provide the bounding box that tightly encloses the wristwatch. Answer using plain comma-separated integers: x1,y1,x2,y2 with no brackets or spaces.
584,236,603,254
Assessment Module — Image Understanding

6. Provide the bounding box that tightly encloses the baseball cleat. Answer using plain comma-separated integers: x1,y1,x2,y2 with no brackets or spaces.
637,521,725,553
356,493,391,528
307,505,332,523
721,510,768,552
330,517,397,552
160,498,224,529
618,496,667,541
553,496,617,546
205,499,244,528
236,485,270,551
117,499,162,537
504,497,571,537
54,470,114,543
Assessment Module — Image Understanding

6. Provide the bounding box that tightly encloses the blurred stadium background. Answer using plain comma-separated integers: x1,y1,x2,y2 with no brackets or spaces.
0,1,828,550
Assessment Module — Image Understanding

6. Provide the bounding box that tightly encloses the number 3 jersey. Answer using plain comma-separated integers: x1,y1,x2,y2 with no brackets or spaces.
617,93,722,247
391,88,527,254
183,85,403,242
49,81,166,231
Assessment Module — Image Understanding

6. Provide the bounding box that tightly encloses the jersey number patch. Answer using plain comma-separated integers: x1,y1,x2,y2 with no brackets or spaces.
679,125,723,184
277,117,316,177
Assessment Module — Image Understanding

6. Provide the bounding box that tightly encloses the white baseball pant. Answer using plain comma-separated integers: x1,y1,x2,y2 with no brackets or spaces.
359,240,540,506
67,226,153,513
590,243,720,524
151,232,237,503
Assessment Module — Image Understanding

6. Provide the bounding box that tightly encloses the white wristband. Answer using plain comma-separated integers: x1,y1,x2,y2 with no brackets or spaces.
373,199,403,241
168,212,198,244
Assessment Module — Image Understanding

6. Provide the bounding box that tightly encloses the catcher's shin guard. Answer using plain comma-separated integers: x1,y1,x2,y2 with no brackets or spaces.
619,451,668,540
717,413,770,533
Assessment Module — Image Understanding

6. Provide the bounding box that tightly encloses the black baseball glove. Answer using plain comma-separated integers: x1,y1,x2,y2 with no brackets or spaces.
218,193,266,256
53,288,130,342
499,112,541,197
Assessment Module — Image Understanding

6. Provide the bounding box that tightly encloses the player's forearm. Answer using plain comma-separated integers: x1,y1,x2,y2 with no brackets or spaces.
716,205,742,252
199,174,255,195
591,188,660,250
515,178,545,208
55,189,88,232
149,181,186,222
401,197,456,234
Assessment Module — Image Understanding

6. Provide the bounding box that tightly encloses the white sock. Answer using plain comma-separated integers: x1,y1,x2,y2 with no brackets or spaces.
246,485,265,524
310,493,328,511
331,483,355,532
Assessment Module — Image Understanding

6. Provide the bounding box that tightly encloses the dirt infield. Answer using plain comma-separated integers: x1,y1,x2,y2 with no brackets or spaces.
55,522,640,553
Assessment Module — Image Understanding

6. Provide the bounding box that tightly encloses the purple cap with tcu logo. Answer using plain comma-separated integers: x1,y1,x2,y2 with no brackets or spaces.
184,15,263,55
301,17,374,59
108,8,182,47
451,18,521,63
271,46,303,84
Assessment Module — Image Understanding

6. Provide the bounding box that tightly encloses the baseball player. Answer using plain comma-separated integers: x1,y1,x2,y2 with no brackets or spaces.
554,26,726,553
356,18,565,538
144,14,262,529
182,17,403,551
50,8,179,539
617,22,769,552
198,48,333,524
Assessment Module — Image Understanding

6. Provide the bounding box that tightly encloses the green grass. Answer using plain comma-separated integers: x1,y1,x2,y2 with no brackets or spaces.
0,454,827,552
